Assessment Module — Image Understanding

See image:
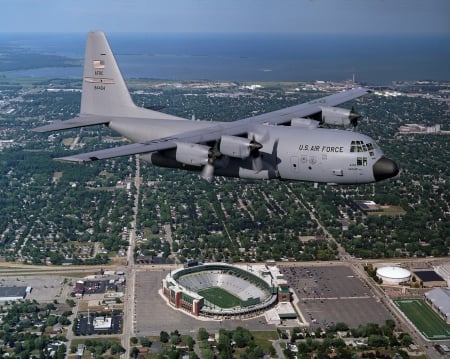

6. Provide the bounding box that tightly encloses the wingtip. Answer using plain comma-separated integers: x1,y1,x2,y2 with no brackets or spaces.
32,124,56,133
55,156,89,163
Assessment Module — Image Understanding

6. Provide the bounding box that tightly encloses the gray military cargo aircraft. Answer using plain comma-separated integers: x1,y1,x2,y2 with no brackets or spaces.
34,31,399,184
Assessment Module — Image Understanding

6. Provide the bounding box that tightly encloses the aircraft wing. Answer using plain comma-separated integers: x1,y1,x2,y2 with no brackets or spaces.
56,87,371,162
238,87,371,126
57,122,248,162
58,141,176,162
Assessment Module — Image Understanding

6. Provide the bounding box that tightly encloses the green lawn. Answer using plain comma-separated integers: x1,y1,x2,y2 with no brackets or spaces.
394,299,450,340
367,206,406,216
253,331,279,352
198,287,241,308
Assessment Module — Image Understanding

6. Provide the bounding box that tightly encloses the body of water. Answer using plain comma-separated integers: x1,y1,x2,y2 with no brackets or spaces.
1,32,449,85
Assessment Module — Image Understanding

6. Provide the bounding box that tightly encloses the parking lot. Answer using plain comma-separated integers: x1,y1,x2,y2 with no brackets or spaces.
134,269,275,336
280,264,393,328
75,312,123,335
0,275,66,303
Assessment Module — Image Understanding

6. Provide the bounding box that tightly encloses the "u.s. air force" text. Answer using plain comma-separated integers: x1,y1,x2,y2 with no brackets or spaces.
298,144,344,153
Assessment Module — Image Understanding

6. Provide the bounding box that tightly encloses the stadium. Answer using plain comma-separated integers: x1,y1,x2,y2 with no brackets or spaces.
161,263,287,319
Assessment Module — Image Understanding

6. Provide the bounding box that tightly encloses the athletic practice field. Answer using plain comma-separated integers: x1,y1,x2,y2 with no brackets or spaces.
394,299,450,340
198,287,241,308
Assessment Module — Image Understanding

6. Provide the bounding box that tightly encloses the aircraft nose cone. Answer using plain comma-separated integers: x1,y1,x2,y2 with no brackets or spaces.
373,156,399,181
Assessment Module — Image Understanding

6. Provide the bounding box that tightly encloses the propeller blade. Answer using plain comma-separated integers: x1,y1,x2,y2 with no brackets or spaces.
350,106,361,128
200,163,215,182
249,136,264,172
249,130,269,145
252,155,264,172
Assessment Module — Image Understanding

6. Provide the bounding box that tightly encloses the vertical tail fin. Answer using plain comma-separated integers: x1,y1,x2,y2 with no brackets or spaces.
80,31,137,117
80,31,179,120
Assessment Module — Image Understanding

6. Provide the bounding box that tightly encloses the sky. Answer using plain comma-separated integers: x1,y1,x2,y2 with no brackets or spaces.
1,0,449,34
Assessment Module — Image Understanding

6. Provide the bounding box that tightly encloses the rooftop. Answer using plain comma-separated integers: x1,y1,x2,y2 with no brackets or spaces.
425,288,450,315
0,286,28,299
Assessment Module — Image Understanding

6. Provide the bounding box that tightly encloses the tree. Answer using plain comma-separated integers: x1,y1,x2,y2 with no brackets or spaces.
140,336,151,347
201,348,214,359
368,334,389,348
334,322,349,331
184,335,195,351
55,344,66,359
171,334,181,345
46,315,58,326
160,330,170,343
110,342,125,355
66,299,76,307
130,346,139,358
399,332,413,346
232,327,253,348
217,329,232,359
198,327,209,341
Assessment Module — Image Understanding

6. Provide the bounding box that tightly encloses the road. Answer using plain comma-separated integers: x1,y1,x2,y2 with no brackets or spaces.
122,155,141,355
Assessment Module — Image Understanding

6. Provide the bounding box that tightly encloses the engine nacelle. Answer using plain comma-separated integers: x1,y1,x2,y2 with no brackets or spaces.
320,106,352,126
175,142,210,166
219,135,254,159
291,118,320,129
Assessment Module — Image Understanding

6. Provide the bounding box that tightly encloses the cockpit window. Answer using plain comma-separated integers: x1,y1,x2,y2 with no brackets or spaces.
350,140,378,153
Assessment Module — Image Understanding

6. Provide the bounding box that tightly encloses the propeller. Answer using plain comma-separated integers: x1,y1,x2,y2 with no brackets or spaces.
249,136,263,172
349,106,361,130
200,162,215,182
200,146,221,182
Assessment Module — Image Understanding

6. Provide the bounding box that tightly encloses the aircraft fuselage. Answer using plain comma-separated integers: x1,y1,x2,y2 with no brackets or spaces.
110,118,396,184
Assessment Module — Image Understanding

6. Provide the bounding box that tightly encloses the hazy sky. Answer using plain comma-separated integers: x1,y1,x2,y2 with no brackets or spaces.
1,0,449,34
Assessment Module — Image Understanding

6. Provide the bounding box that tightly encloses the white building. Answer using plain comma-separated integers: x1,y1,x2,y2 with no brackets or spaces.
376,266,411,285
93,316,112,330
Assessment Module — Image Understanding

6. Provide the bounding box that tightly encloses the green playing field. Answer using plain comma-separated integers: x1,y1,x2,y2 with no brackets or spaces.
198,287,241,308
394,299,450,340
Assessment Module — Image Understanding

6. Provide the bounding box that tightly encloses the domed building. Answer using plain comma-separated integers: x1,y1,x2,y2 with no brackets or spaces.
376,266,411,285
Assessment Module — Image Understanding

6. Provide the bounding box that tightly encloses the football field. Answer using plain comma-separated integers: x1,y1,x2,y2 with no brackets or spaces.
198,287,241,308
394,299,450,340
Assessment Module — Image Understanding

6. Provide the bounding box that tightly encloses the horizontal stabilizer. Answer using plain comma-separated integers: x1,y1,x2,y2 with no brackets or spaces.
33,115,110,133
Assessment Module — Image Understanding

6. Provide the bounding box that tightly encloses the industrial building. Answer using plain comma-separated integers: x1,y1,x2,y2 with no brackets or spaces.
424,288,450,324
0,286,30,301
413,270,446,287
355,200,381,213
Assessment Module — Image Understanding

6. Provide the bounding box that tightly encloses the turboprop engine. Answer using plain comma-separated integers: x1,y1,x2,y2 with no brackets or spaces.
219,135,261,159
175,142,211,166
320,106,361,128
